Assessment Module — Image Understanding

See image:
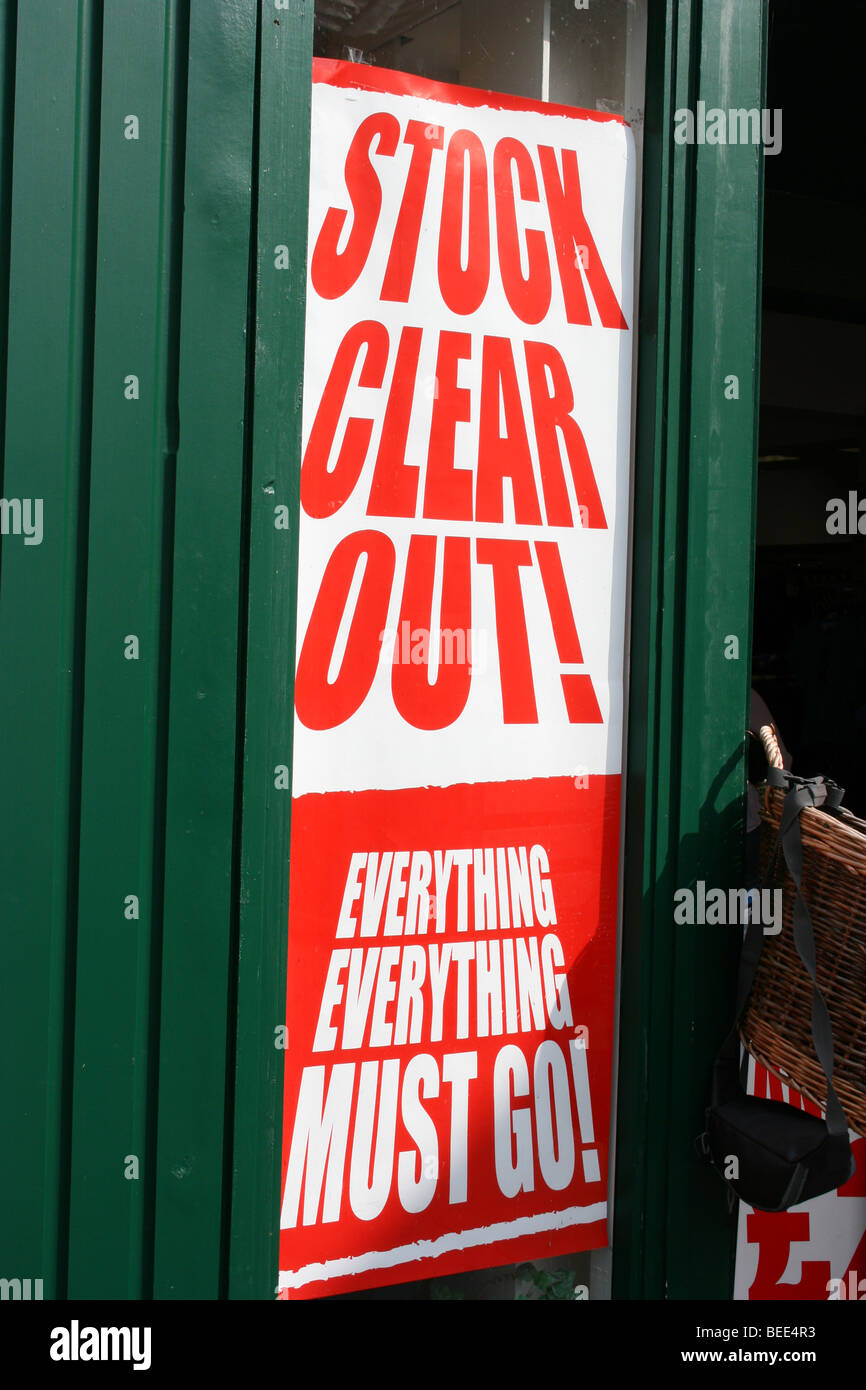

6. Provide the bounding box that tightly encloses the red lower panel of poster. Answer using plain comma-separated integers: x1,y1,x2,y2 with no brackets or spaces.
278,774,620,1298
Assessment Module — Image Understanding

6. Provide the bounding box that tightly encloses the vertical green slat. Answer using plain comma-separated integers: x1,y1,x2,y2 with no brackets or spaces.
229,0,314,1300
152,0,257,1299
0,0,98,1297
666,0,766,1300
614,0,702,1299
614,0,767,1298
66,0,180,1298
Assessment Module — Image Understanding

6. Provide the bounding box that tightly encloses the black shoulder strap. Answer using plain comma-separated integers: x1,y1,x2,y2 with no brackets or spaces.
717,771,849,1138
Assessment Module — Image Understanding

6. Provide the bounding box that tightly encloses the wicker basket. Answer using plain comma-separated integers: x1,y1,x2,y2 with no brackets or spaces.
739,725,866,1137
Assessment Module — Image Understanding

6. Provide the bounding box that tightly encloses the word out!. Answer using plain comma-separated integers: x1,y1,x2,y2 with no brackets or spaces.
294,530,603,730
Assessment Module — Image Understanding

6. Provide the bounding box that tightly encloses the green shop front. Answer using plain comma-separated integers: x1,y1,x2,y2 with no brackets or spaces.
1,0,862,1304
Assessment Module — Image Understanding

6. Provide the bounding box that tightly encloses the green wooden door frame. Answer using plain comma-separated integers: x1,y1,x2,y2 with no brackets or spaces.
229,0,314,1300
611,0,768,1300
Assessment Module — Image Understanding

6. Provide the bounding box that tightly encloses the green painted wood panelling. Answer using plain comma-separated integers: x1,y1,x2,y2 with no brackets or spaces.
0,0,312,1301
0,0,100,1300
66,0,184,1299
152,0,258,1301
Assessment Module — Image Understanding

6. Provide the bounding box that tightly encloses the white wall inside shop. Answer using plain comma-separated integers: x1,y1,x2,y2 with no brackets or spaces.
353,0,631,113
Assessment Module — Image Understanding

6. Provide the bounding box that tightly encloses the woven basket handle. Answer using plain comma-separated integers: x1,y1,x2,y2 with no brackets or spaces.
759,723,785,771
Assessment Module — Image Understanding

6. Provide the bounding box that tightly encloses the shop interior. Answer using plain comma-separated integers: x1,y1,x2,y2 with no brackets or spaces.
313,0,633,113
751,0,866,815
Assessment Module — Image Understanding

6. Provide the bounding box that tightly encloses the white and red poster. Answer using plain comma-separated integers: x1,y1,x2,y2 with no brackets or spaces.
277,59,635,1298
